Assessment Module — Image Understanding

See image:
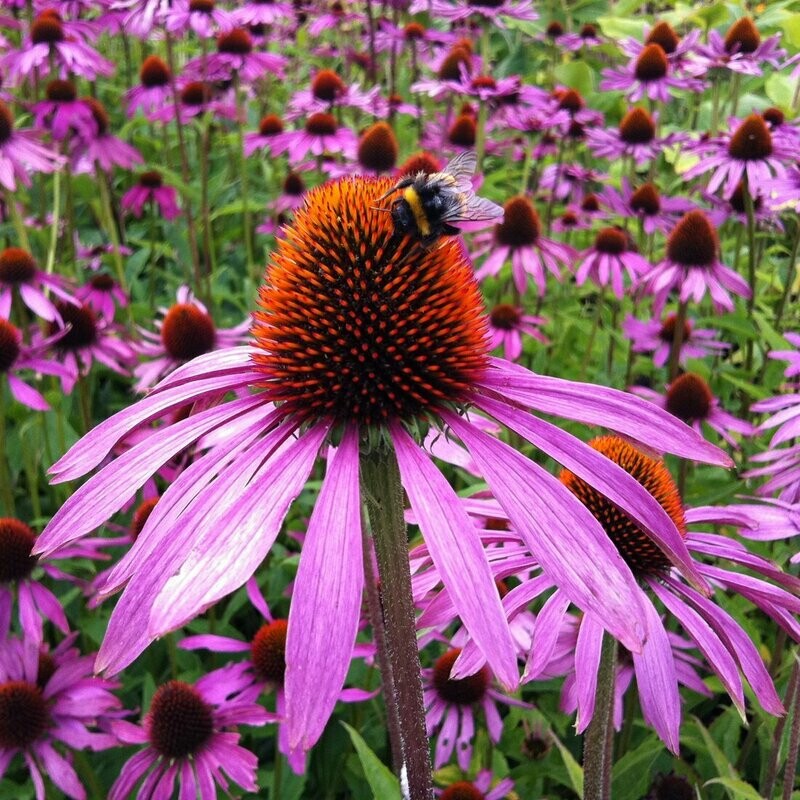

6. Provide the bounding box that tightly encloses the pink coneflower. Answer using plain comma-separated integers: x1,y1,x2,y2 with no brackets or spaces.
623,313,729,368
233,0,295,26
683,114,791,196
42,300,134,393
108,0,170,38
121,170,180,220
474,195,576,296
423,647,530,770
191,27,287,82
0,247,76,324
164,0,236,37
37,176,727,768
556,22,603,51
75,273,128,322
436,770,515,799
638,210,750,313
487,304,547,361
133,286,250,392
693,17,784,76
1,11,113,83
31,79,96,142
427,0,537,27
0,319,71,410
705,179,780,230
575,227,650,298
768,331,800,378
0,633,121,798
306,1,365,36
125,55,172,120
109,663,272,799
244,113,286,156
287,68,381,119
273,171,307,213
619,21,701,71
151,79,239,125
587,107,677,166
521,437,796,750
271,113,358,163
179,578,374,774
601,43,704,102
0,101,64,192
71,98,143,174
600,179,693,235
539,163,605,203
632,372,753,447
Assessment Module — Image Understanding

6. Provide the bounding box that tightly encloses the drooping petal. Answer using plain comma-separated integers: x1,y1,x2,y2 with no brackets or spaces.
285,424,364,757
444,410,648,654
574,615,603,734
391,422,519,688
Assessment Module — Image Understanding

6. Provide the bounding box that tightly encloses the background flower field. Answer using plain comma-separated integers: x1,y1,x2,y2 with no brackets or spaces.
0,0,799,798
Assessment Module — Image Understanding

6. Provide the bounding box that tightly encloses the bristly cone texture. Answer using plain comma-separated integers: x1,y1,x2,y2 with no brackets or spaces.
252,176,490,426
560,436,685,576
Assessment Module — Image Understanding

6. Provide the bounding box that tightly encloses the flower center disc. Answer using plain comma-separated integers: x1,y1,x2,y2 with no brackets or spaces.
646,21,679,54
251,177,489,426
490,304,521,330
630,183,661,216
147,681,214,759
666,210,718,268
0,320,21,374
251,619,288,684
560,436,685,575
0,103,12,145
0,681,50,749
0,247,37,285
595,227,628,255
0,518,37,582
432,649,490,705
619,107,656,144
50,303,98,350
495,196,540,246
441,783,485,800
161,303,216,361
634,43,669,82
665,372,713,423
358,122,399,173
140,55,171,87
728,114,773,161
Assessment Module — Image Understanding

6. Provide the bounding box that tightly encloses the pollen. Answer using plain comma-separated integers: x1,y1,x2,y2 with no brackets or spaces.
258,113,284,136
161,303,216,361
594,227,628,255
311,69,346,102
490,304,521,330
138,170,163,189
31,13,64,44
217,27,253,54
305,112,337,136
448,114,477,147
45,79,77,103
630,183,661,216
0,320,21,374
49,303,98,351
0,247,37,285
665,372,713,423
131,497,159,541
634,43,669,82
560,436,685,576
251,619,288,684
646,21,680,53
0,518,38,583
724,17,760,54
728,113,773,161
658,314,692,343
147,681,214,759
618,107,656,144
357,121,399,173
0,102,12,145
251,176,489,426
666,210,718,268
495,196,540,247
440,783,485,800
0,680,50,749
140,55,171,87
432,649,490,705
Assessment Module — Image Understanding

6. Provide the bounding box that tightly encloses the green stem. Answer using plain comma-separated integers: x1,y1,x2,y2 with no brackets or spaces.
361,444,433,800
579,293,603,381
583,634,618,800
3,188,30,251
781,656,800,800
667,300,688,383
763,658,798,799
77,376,92,435
272,752,283,800
775,220,800,330
45,167,60,277
475,99,488,173
95,167,127,296
743,178,758,372
0,388,16,516
234,73,255,279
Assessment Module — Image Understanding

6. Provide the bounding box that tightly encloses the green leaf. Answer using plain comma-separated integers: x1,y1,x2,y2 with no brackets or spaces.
553,61,595,97
686,716,739,799
704,778,763,800
612,739,665,800
765,74,795,110
597,16,646,41
551,731,584,798
341,722,402,800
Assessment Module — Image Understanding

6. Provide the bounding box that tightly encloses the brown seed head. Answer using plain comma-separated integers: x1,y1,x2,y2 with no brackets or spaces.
312,69,346,102
45,79,76,103
727,113,773,161
495,196,541,247
666,210,718,268
634,43,669,82
630,183,661,216
665,372,713,423
140,55,171,87
0,247,37,285
251,619,288,683
448,115,476,147
619,107,656,144
0,518,37,583
432,649,490,705
147,681,214,759
217,27,253,54
594,227,628,255
724,17,760,54
646,21,679,54
31,13,64,44
357,121,399,173
0,680,50,749
490,304,521,330
161,303,216,361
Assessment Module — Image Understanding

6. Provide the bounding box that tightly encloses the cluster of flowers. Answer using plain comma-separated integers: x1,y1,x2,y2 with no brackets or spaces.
0,0,798,798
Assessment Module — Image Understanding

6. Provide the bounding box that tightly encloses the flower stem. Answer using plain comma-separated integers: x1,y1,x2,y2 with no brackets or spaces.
781,657,800,800
743,178,759,372
775,219,800,331
3,188,30,251
0,388,16,516
763,657,798,799
667,300,688,382
583,633,618,800
361,444,433,800
234,73,255,280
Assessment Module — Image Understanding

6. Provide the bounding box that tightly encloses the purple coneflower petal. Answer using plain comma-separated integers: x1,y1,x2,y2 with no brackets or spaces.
391,422,519,688
574,615,603,733
286,425,363,757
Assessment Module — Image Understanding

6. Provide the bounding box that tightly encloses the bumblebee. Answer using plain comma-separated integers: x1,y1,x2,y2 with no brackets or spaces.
375,151,503,245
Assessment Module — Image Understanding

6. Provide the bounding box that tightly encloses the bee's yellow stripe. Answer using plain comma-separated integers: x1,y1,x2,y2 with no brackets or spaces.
403,187,430,237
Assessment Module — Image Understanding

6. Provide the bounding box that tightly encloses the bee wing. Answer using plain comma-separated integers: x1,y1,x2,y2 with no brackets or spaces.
441,151,479,191
441,193,505,223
